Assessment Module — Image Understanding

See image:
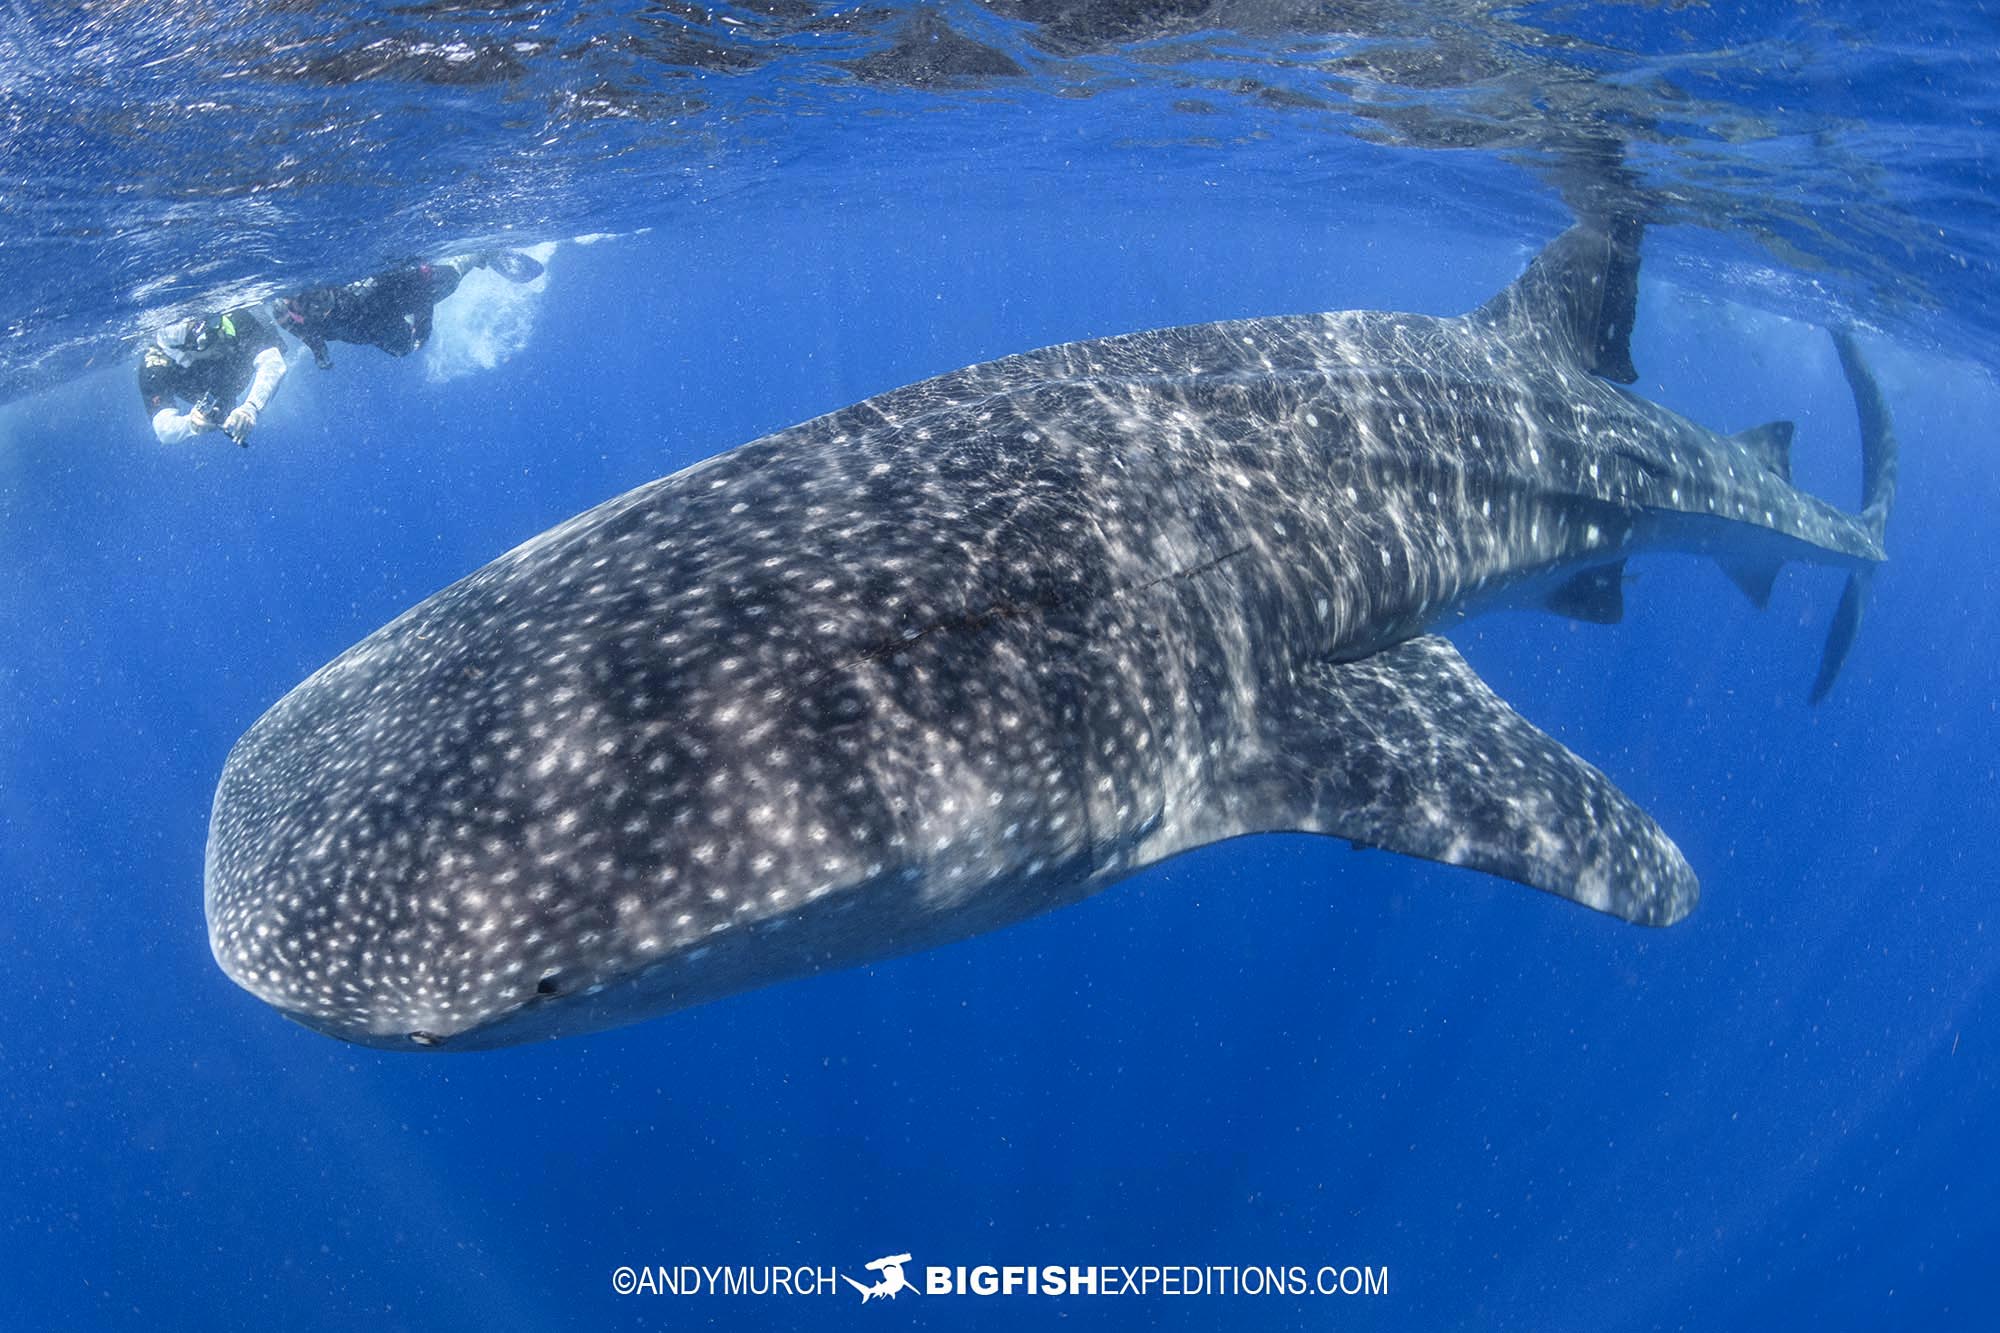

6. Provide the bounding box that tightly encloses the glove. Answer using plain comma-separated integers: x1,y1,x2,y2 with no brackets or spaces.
223,404,257,446
188,404,223,433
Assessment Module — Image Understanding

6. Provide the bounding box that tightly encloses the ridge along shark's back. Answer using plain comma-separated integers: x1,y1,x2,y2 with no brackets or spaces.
204,221,1896,1049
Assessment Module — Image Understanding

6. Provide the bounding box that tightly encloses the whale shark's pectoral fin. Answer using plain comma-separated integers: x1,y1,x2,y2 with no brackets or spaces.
1232,635,1697,925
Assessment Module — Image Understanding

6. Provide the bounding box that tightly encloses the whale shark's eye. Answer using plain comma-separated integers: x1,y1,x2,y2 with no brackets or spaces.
409,1031,442,1047
536,973,562,997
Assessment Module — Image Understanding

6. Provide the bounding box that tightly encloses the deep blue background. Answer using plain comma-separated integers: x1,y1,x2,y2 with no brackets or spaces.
2,203,1995,1330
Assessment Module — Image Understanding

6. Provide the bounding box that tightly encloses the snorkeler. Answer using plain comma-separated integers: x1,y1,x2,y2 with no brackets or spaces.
139,307,290,447
273,250,544,368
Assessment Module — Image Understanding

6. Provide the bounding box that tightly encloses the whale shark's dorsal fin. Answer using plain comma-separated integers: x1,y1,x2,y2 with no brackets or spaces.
1730,420,1795,482
1223,636,1696,925
1474,220,1644,383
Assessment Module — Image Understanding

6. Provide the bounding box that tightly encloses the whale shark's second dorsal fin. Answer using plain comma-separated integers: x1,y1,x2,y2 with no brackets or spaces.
1730,420,1795,481
1474,220,1644,383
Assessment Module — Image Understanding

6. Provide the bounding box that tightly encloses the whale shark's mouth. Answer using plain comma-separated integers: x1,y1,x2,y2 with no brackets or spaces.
250,977,560,1052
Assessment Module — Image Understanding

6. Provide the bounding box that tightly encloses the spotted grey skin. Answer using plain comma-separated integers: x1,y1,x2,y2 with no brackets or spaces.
207,224,1895,1049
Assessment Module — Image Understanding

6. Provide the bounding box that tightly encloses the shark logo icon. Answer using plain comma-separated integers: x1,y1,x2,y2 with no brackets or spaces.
843,1253,920,1303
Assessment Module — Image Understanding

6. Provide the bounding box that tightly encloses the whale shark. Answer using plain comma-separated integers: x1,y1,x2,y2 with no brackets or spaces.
205,222,1897,1049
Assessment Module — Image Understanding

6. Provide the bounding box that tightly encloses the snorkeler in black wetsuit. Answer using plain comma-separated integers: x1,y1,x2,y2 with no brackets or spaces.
138,307,290,446
274,250,543,368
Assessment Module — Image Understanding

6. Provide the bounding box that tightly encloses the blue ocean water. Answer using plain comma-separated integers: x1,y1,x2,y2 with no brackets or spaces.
3,2,1998,1329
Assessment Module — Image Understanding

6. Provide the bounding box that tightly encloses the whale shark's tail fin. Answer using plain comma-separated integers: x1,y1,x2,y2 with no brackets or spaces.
1835,329,1899,549
1472,218,1645,383
1809,330,1899,703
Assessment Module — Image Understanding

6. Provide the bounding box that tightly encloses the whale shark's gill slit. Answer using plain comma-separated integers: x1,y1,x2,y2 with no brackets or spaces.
848,543,1252,669
855,597,1048,664
1134,542,1251,595
1603,441,1678,484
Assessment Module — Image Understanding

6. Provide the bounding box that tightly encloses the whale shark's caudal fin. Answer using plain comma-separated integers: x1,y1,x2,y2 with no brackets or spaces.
1810,330,1900,703
1226,635,1697,925
1472,218,1645,383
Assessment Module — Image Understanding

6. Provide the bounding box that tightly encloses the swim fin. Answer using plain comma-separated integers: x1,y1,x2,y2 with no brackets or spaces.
483,251,544,284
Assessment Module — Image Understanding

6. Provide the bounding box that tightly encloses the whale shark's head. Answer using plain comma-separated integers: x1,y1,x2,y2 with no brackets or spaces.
202,520,932,1051
201,468,1093,1051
